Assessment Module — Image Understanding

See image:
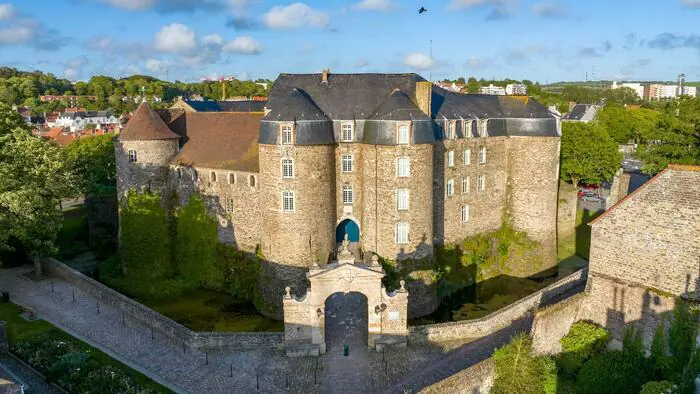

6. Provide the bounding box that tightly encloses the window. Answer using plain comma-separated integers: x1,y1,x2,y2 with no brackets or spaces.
446,179,454,197
128,150,137,163
342,185,354,205
341,155,353,173
193,169,198,182
177,168,182,179
228,173,236,184
461,205,470,223
463,149,471,165
479,120,488,137
341,122,354,142
447,150,455,167
282,191,295,212
396,157,410,177
477,174,485,192
282,158,294,178
210,171,217,183
395,222,409,244
463,120,472,138
281,124,293,145
462,176,470,194
396,189,409,211
249,175,256,187
225,197,234,213
397,124,409,144
479,147,487,164
447,121,456,139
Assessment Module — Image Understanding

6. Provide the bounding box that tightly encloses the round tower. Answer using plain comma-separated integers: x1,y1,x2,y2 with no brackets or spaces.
115,102,180,201
257,88,336,317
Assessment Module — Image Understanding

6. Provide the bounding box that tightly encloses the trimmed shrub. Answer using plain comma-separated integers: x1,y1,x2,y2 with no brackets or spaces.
576,350,654,394
492,333,553,394
639,380,675,394
557,321,610,377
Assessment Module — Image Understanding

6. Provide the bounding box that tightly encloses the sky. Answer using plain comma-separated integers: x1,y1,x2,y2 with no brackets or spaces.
0,0,698,83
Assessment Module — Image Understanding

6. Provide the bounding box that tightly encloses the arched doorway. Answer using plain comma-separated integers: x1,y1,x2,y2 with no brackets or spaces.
335,219,359,244
324,292,368,352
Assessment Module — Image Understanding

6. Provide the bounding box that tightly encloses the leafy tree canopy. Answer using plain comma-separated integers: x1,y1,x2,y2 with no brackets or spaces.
63,134,116,195
560,121,622,186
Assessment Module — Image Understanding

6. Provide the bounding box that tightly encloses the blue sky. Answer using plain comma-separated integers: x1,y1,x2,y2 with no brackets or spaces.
0,0,698,82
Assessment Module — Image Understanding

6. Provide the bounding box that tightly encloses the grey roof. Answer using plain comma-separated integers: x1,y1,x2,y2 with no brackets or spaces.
370,89,431,121
431,86,552,119
264,88,329,121
562,104,588,120
184,100,265,112
60,111,114,119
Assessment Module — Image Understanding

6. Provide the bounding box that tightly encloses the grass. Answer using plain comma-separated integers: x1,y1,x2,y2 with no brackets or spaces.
0,301,171,393
558,209,603,263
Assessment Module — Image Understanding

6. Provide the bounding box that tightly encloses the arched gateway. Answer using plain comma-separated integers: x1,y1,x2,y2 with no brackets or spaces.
283,235,409,357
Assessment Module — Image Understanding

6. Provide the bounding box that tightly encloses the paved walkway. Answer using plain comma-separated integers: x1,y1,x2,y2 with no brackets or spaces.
0,353,63,394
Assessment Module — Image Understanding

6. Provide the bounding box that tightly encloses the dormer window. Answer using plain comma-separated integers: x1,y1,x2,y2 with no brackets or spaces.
281,124,293,145
341,122,354,142
210,171,217,183
447,121,456,139
463,120,473,138
479,119,488,137
397,124,409,145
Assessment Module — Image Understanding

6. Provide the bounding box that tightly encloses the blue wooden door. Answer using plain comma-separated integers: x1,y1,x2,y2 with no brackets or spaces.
336,219,360,243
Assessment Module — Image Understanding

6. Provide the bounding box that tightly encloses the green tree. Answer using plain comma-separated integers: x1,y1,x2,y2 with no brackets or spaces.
560,122,622,187
492,333,555,394
63,134,116,195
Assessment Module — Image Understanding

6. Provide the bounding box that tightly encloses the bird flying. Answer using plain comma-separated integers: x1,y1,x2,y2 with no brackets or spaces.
418,6,427,14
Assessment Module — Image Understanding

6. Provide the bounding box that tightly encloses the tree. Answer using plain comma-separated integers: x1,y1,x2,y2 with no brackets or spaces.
560,122,622,187
492,333,555,394
63,134,116,195
0,104,75,269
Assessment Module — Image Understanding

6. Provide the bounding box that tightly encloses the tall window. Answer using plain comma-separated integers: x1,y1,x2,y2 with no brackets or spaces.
228,173,236,184
447,121,456,139
341,122,354,142
249,175,256,187
477,174,485,192
397,189,409,211
479,119,488,137
479,147,487,164
396,157,410,177
342,185,354,205
282,191,295,212
193,169,198,182
225,197,234,213
128,150,137,163
397,124,409,144
463,148,471,165
446,179,454,197
341,154,353,173
461,205,470,223
177,168,182,179
210,171,217,183
395,222,409,244
282,158,294,178
463,120,472,138
462,176,470,194
281,124,293,145
447,150,455,167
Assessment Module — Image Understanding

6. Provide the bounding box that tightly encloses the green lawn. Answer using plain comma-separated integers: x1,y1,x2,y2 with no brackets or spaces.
0,301,171,393
558,209,603,263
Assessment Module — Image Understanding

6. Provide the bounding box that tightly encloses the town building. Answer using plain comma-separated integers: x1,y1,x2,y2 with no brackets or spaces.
115,71,561,318
562,104,601,122
505,83,528,95
55,110,120,132
40,95,97,107
478,84,506,95
681,86,697,97
610,82,644,99
170,97,267,113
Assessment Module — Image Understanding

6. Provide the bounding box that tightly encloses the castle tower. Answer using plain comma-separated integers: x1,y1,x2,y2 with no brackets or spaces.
258,88,336,316
115,102,180,201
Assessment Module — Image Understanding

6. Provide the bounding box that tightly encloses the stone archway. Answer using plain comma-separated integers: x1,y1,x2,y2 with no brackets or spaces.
335,218,360,243
324,292,368,351
283,240,409,357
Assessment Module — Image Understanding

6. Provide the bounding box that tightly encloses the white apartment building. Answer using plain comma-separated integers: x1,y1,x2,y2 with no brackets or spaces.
611,82,644,99
681,86,697,97
505,83,528,95
478,84,506,95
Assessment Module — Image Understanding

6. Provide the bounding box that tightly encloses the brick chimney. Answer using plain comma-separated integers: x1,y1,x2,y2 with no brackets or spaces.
416,81,432,116
322,69,330,83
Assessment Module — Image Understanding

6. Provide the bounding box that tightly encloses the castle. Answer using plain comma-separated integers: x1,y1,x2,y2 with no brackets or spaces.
115,71,561,317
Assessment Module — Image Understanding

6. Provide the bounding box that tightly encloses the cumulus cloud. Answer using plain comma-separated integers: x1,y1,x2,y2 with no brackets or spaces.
0,26,33,44
354,0,396,11
222,36,263,54
647,32,700,50
225,16,261,31
91,0,226,13
531,2,567,18
202,34,224,46
404,53,437,70
154,23,196,53
146,58,169,72
63,56,89,80
682,0,700,8
0,3,14,20
262,3,330,29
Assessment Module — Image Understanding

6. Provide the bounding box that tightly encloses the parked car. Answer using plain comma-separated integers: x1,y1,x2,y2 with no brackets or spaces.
581,195,604,202
578,190,597,198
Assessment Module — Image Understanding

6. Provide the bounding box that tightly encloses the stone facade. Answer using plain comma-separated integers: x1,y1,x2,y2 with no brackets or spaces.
557,181,578,240
115,139,179,199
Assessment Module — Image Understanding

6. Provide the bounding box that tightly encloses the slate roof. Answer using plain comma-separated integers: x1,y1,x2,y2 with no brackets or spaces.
183,100,266,113
119,102,180,141
562,104,588,120
264,88,329,121
431,86,552,119
370,89,431,121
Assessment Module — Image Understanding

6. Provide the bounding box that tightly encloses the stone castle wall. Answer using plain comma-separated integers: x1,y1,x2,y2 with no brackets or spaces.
115,139,179,200
557,181,578,240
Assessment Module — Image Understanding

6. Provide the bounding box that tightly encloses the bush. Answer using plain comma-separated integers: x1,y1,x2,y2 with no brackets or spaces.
577,350,654,394
557,321,610,377
492,333,553,394
639,380,675,394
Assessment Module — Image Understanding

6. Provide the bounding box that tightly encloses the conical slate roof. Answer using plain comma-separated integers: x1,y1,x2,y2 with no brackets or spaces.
264,88,329,121
119,102,181,141
370,89,431,121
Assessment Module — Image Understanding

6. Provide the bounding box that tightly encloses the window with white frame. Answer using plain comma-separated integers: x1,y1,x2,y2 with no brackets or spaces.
461,205,470,223
396,157,410,177
397,124,409,144
281,124,293,145
282,191,295,212
282,158,294,178
210,171,217,183
128,150,137,163
447,150,455,167
477,174,485,191
479,147,487,164
342,185,354,205
446,179,454,197
479,120,488,137
462,176,470,194
447,121,456,139
341,154,353,172
463,148,471,165
395,222,409,244
228,173,235,184
341,122,354,142
396,189,409,211
463,120,472,138
225,197,234,213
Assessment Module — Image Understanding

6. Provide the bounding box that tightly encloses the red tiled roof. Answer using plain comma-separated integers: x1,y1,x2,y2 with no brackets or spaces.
43,127,65,138
119,102,180,141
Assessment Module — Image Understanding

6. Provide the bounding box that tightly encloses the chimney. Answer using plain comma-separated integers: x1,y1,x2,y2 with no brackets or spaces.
322,69,330,83
415,81,432,116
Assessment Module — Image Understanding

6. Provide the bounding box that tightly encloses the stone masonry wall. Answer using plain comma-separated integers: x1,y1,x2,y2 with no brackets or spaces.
115,139,179,201
419,358,494,394
335,142,364,245
589,168,700,298
557,181,578,240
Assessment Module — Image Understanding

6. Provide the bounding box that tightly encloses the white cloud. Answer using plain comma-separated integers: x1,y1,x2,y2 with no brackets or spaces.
262,3,330,29
223,36,263,54
531,2,567,17
146,58,169,72
202,33,224,46
354,0,396,11
63,57,89,80
0,4,15,20
464,57,492,69
404,53,437,70
88,36,114,51
0,26,34,44
447,0,513,10
100,0,156,11
682,0,700,7
154,23,196,54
